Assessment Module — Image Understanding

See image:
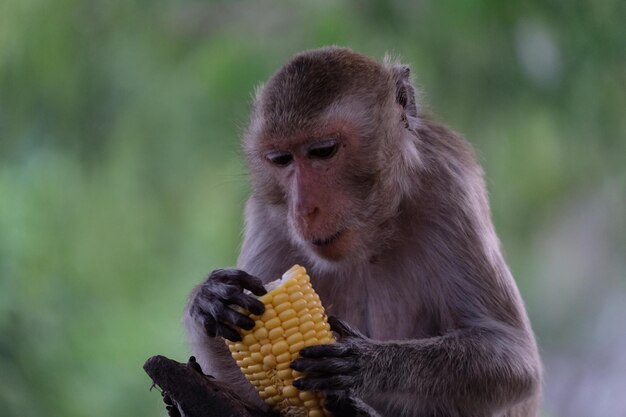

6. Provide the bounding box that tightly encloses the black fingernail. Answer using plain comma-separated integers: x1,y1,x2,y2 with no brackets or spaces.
250,303,265,315
225,333,242,342
240,317,255,330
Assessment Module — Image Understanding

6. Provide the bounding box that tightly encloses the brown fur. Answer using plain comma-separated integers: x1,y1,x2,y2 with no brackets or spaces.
185,47,542,417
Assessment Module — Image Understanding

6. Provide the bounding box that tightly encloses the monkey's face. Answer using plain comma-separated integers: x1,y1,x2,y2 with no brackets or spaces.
258,126,373,262
244,47,408,262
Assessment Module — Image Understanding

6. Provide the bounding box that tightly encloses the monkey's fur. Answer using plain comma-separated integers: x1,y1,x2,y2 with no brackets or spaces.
185,47,542,417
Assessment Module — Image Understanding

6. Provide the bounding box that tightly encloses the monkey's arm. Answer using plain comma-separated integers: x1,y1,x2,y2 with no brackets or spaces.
183,285,268,409
184,198,299,408
292,317,540,413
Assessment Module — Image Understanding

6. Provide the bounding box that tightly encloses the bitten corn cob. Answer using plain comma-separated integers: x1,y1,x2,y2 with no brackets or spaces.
225,265,334,417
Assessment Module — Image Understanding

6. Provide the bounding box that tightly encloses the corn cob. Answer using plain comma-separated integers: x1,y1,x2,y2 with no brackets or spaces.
225,265,334,417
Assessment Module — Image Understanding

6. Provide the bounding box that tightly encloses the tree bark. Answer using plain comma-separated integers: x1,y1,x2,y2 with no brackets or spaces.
143,355,276,417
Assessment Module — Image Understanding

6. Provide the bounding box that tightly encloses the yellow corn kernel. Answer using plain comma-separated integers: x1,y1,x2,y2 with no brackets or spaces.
276,352,291,364
242,331,255,343
225,265,335,416
232,342,247,352
304,337,319,347
254,328,268,340
282,317,300,330
299,390,316,401
282,385,299,398
292,299,308,312
309,409,324,417
262,355,276,369
275,303,291,314
268,327,284,340
299,321,315,333
272,340,289,356
286,332,304,345
284,326,299,338
273,293,290,305
278,309,297,321
265,317,281,330
289,340,305,353
313,321,327,331
311,312,324,323
260,344,272,356
247,364,263,374
263,309,278,320
276,368,293,380
289,291,304,301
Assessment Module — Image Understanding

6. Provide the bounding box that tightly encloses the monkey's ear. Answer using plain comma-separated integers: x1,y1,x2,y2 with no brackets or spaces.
390,64,419,130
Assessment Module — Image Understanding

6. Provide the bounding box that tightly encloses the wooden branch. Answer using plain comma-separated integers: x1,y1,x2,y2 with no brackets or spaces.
143,355,277,417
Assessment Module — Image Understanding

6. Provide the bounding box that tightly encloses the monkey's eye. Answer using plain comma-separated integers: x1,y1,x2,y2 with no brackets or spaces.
266,150,293,166
307,139,339,160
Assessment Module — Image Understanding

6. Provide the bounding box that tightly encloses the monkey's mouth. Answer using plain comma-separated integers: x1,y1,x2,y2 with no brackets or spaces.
311,230,344,247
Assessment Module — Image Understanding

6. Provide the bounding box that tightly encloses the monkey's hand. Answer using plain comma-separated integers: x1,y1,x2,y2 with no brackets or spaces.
187,269,267,342
290,316,381,395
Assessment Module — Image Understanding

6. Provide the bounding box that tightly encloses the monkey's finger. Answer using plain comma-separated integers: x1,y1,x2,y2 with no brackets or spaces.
220,306,256,331
299,343,352,358
211,269,266,294
293,375,353,391
215,322,242,342
329,316,362,339
207,269,257,291
290,357,356,374
198,281,240,303
209,269,268,297
203,316,218,337
233,271,267,296
208,269,240,284
229,293,265,316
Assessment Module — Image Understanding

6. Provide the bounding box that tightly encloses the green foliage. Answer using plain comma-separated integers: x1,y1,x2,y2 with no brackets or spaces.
1,1,624,416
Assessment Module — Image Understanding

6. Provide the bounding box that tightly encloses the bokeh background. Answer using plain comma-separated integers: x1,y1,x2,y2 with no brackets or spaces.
1,1,625,416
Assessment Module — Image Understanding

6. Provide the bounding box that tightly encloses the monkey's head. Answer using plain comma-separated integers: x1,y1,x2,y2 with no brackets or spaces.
244,47,422,264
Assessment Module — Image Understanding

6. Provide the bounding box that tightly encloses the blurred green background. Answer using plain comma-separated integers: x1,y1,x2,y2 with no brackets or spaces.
1,1,624,416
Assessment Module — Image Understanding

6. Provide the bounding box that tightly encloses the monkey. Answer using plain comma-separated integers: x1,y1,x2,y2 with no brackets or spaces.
184,47,542,417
